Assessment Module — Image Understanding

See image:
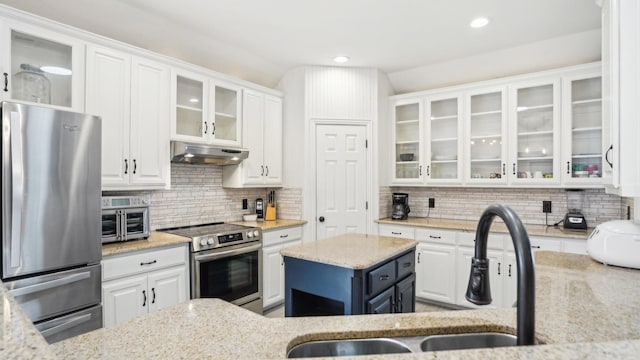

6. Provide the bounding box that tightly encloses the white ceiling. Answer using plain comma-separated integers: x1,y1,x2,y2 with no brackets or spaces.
2,0,601,89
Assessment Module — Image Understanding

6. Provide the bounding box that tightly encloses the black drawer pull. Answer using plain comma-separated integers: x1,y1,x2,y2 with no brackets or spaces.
140,260,157,266
429,235,441,239
280,234,289,238
379,275,390,281
531,245,541,249
142,290,147,307
391,231,402,235
401,262,411,268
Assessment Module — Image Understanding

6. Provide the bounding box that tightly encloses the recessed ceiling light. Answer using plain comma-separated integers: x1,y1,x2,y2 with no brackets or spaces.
189,98,199,103
40,66,72,75
470,17,490,28
333,55,350,63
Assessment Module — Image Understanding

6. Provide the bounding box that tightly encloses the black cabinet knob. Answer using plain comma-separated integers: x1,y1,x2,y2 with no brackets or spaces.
319,216,325,222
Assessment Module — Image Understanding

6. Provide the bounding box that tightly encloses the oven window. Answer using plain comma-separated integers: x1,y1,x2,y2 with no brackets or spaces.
125,211,145,236
198,250,259,302
102,213,117,238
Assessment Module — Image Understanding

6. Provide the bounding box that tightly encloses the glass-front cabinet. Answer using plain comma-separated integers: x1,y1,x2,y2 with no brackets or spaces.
465,87,508,184
426,94,463,183
171,69,241,146
562,73,602,185
1,21,84,111
392,100,423,183
508,79,561,185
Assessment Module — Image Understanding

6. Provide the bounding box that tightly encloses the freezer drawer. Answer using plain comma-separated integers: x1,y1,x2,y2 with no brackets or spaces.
36,304,102,344
5,264,101,323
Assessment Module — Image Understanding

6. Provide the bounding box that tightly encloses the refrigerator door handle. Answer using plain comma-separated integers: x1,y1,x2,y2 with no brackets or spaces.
9,111,24,268
39,312,92,338
9,271,91,297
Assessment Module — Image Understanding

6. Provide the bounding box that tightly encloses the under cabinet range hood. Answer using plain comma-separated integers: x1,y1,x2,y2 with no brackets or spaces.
170,141,249,165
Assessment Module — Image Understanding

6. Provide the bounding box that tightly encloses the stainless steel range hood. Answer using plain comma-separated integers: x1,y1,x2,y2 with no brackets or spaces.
170,141,248,165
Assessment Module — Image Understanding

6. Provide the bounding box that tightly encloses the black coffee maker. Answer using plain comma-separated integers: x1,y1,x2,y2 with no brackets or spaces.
392,193,410,220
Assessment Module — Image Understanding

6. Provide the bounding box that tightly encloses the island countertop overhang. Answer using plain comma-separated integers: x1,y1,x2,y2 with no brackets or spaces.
279,233,418,270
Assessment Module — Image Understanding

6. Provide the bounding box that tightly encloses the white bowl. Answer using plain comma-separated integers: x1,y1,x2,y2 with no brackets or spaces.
243,214,258,221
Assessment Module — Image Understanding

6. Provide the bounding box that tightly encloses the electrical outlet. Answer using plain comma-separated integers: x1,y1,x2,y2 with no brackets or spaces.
242,199,248,210
542,201,552,213
428,198,435,208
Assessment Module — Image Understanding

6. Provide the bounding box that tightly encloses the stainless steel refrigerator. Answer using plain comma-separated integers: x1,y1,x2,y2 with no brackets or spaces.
1,101,103,343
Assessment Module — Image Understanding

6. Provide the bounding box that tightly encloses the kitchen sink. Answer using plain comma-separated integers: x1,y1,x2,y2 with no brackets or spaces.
287,332,519,358
420,332,517,352
287,338,412,358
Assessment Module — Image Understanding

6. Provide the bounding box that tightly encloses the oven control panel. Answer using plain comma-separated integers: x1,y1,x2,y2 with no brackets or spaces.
192,228,262,252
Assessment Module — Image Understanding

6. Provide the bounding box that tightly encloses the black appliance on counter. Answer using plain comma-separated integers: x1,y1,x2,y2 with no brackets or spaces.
392,193,410,220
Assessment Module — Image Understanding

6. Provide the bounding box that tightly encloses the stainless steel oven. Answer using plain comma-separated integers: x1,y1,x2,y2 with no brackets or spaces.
163,223,263,314
101,195,150,244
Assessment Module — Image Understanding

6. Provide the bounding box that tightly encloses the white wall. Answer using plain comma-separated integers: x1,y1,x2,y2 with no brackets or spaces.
388,30,601,94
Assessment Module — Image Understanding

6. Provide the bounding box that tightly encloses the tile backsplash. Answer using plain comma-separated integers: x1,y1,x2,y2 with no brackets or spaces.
105,164,303,230
380,186,630,227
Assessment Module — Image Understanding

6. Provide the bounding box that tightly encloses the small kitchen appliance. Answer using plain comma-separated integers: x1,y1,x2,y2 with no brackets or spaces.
392,193,410,220
587,220,640,269
255,198,264,220
162,223,263,314
563,189,587,230
101,195,151,244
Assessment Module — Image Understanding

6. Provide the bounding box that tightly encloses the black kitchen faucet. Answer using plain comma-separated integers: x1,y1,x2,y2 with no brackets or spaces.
466,204,536,346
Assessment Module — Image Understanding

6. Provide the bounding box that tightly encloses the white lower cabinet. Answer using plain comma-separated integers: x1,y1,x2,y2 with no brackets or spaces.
262,226,303,309
102,245,189,328
378,224,415,239
415,228,456,303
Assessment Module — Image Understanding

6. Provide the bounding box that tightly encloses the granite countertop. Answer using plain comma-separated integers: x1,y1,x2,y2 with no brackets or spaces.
51,251,640,359
0,282,57,360
377,217,592,240
280,233,418,269
229,218,307,231
102,231,191,257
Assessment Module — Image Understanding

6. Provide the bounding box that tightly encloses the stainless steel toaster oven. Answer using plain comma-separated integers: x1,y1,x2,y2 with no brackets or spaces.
101,195,150,244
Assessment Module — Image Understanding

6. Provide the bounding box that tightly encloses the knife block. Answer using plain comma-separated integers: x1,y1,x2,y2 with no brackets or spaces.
265,204,277,221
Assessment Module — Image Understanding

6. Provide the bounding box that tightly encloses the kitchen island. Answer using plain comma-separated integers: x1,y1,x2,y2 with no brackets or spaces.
280,233,417,316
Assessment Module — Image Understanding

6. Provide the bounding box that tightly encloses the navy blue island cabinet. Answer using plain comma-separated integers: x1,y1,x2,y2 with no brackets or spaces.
281,233,417,317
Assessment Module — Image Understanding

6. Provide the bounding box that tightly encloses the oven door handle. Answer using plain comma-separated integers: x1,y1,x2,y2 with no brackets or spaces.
194,243,262,262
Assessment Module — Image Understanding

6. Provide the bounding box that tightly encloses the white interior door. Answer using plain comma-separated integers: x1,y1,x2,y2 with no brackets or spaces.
316,124,368,240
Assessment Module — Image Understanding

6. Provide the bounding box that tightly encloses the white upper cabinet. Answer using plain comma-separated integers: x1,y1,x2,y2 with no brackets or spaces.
392,99,424,184
86,45,170,190
1,20,84,111
508,78,561,186
170,68,242,147
425,93,463,184
465,86,508,185
601,0,640,196
561,71,603,185
223,89,283,187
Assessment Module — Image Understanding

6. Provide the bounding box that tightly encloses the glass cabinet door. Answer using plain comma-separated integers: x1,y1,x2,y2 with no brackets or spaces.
211,82,241,146
467,88,507,183
173,72,207,141
393,101,422,182
427,95,461,182
510,80,559,183
563,75,602,183
5,23,83,110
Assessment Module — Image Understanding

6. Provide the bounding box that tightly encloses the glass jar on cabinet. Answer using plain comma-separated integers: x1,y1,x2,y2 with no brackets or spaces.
8,29,77,108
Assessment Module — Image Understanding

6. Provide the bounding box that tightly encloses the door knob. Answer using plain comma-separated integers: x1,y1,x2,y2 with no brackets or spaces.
319,216,325,222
